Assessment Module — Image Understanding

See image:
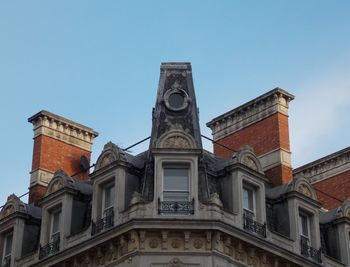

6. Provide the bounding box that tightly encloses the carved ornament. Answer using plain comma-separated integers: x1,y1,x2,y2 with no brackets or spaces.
297,184,312,198
163,135,191,149
242,156,258,171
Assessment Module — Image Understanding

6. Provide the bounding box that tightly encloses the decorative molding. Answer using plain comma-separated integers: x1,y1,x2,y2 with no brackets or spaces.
293,147,350,184
28,111,98,152
230,145,264,174
207,88,294,141
95,142,127,170
156,130,197,150
258,148,292,170
30,168,55,186
289,177,318,201
0,194,27,220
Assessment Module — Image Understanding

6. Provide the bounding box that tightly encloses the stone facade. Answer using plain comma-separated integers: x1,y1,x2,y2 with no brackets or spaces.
0,63,349,267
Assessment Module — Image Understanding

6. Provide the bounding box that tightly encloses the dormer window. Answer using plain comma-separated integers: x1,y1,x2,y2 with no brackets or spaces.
91,181,115,235
158,164,194,215
163,166,189,202
299,213,310,245
50,208,61,241
2,232,12,267
242,182,266,238
243,186,255,219
103,182,115,216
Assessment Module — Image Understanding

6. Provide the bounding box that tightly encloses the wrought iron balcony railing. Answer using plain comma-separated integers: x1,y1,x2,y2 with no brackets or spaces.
39,235,60,260
91,207,114,236
243,212,266,238
300,236,322,263
1,255,11,267
158,198,194,215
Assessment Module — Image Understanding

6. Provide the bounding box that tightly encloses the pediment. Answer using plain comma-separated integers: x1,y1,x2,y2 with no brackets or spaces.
95,142,127,170
290,177,317,200
45,170,74,196
156,130,196,149
231,145,263,174
0,194,27,219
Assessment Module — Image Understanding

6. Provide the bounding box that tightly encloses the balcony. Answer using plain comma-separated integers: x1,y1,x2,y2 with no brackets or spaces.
1,255,11,267
158,198,194,215
39,234,60,260
243,212,266,238
300,236,322,263
91,207,114,236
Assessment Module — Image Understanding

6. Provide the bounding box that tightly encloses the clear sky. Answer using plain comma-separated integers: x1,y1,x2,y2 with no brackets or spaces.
1,1,350,206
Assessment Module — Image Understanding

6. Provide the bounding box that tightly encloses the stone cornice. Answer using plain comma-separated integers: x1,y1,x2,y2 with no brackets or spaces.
293,147,350,183
28,110,98,151
206,88,294,140
27,219,322,267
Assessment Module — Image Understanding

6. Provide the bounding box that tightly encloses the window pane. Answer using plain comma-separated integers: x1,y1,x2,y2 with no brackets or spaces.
243,187,254,211
164,168,188,191
4,233,13,256
104,184,115,209
52,210,61,234
299,214,309,237
163,191,189,201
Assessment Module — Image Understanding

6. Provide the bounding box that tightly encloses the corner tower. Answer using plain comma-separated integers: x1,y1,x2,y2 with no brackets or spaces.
142,63,208,207
149,62,202,151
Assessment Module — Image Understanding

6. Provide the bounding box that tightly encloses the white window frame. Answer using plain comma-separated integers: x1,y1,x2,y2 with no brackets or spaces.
50,208,61,241
299,211,311,244
2,232,12,266
102,182,115,217
242,184,256,219
162,164,190,202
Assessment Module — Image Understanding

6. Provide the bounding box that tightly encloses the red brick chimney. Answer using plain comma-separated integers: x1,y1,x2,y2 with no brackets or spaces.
207,88,294,185
28,110,98,204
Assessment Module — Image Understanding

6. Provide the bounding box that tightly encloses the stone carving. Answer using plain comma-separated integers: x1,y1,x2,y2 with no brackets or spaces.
346,208,350,218
297,184,312,198
149,238,159,248
171,238,181,249
2,205,15,218
163,136,190,149
165,258,184,267
99,153,114,168
242,156,258,171
208,192,223,207
193,239,203,249
51,179,64,193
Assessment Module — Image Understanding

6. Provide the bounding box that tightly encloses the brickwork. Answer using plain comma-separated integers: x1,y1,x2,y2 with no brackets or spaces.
213,113,290,157
28,184,47,205
213,113,292,185
31,134,91,180
312,170,350,210
265,164,293,185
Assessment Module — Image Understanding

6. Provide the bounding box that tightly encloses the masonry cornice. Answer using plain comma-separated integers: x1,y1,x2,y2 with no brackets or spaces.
293,147,350,183
28,218,322,267
28,110,98,151
206,88,294,140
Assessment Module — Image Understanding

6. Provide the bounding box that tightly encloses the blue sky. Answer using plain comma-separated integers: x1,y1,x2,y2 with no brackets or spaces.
0,1,349,205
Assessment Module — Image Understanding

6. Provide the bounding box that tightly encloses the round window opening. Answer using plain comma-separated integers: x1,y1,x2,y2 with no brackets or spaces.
168,92,185,109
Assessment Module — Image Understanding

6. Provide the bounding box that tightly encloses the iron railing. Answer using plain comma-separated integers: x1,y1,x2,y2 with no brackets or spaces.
158,198,194,215
1,255,11,267
243,212,266,238
91,207,114,236
300,236,322,263
39,235,60,260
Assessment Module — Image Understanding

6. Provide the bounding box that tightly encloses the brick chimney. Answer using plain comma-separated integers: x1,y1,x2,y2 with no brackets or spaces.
28,110,98,204
207,88,294,185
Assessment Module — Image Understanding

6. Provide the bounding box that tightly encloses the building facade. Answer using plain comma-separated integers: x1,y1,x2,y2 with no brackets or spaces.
0,62,349,267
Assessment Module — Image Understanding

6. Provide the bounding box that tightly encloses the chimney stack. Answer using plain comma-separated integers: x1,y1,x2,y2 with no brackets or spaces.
207,88,294,185
28,110,98,204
